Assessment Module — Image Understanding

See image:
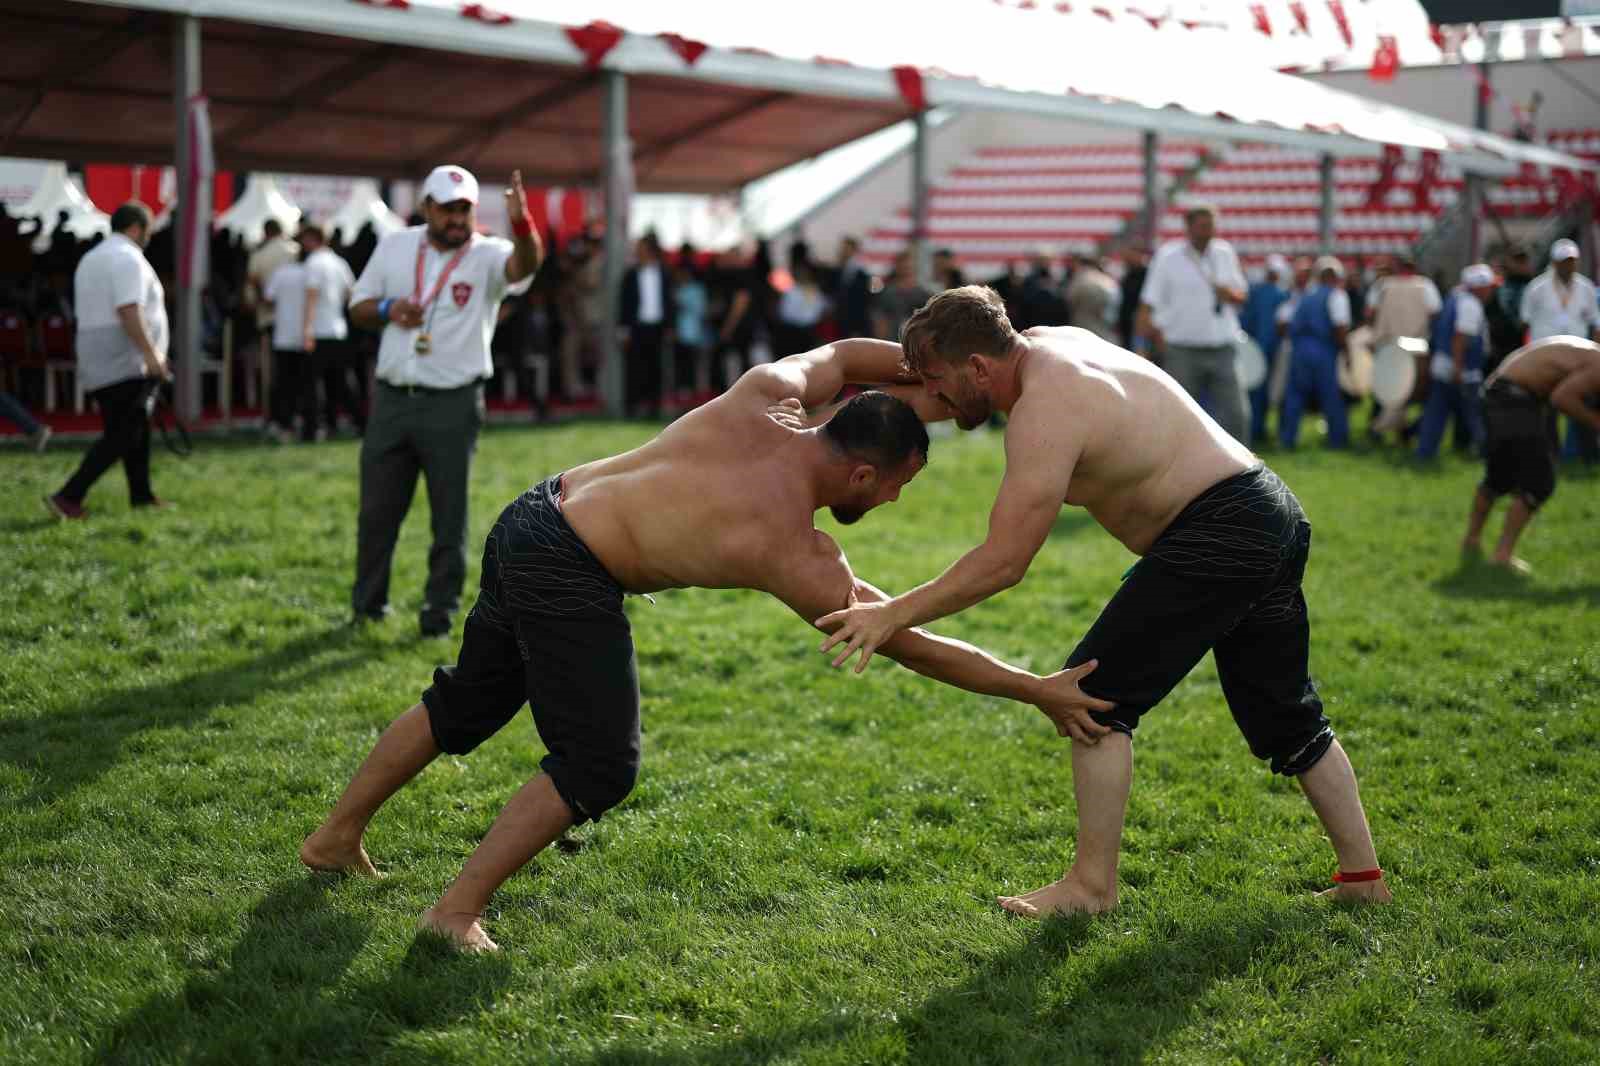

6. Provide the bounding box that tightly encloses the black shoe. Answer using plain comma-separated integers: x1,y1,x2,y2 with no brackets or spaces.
419,611,452,638
350,608,388,627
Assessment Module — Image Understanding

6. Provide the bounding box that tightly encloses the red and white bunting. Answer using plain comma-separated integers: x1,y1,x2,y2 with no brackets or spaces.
460,4,512,26
565,20,624,70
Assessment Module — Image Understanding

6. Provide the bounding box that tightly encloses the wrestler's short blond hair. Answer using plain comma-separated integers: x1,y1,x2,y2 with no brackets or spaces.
899,285,1018,375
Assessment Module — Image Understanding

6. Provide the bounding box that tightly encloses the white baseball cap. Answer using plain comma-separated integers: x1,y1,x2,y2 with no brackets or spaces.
1265,253,1290,276
1460,263,1496,288
1313,255,1345,280
421,164,480,206
1550,238,1580,262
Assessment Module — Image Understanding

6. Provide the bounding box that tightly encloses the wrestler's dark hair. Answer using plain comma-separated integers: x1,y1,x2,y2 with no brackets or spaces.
899,284,1017,375
821,391,929,472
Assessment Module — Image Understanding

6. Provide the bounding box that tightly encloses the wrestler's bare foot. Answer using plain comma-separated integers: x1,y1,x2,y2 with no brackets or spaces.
299,827,380,877
997,873,1117,919
418,907,499,953
1314,879,1393,904
1490,554,1531,575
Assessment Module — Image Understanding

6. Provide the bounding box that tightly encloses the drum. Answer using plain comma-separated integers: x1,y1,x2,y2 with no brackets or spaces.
1338,325,1374,397
1235,334,1268,391
1372,336,1428,407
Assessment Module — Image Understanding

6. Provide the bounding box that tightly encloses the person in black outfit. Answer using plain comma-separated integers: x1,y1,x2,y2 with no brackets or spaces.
619,233,672,416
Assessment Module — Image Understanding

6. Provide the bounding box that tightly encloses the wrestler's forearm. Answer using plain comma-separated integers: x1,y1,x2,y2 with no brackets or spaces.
832,338,917,386
892,545,1023,630
508,229,543,283
879,628,1042,704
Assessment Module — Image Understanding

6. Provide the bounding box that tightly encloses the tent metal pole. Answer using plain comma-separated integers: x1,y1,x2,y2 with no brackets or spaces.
1318,153,1335,256
173,14,202,422
600,69,627,419
1141,130,1158,249
911,109,929,287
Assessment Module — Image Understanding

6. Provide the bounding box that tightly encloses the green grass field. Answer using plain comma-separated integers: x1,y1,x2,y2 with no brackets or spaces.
3,422,1598,1065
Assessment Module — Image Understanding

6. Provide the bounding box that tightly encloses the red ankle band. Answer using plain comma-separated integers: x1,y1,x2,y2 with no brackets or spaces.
1332,867,1384,883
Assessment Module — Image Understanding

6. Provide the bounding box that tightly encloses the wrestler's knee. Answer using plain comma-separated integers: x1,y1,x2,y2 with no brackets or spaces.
1261,725,1335,776
544,751,639,826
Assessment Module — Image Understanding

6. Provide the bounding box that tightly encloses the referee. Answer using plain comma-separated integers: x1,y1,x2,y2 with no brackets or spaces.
347,165,542,636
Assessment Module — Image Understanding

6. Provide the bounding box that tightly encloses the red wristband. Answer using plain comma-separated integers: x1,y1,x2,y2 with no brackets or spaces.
511,213,534,238
1332,867,1384,883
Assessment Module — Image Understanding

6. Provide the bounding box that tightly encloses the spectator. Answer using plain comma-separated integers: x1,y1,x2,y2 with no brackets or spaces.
345,164,541,637
263,248,312,442
245,218,299,423
1344,257,1368,328
989,259,1027,328
671,253,710,394
1018,250,1066,329
620,232,672,417
1064,255,1120,342
1520,239,1600,464
720,240,778,375
1492,247,1536,366
831,236,872,339
1136,204,1250,442
301,224,361,438
1116,247,1148,350
872,249,931,341
1367,256,1442,438
1417,264,1496,460
932,247,966,291
0,391,50,451
776,258,828,356
45,201,169,520
1280,257,1352,450
1240,253,1291,444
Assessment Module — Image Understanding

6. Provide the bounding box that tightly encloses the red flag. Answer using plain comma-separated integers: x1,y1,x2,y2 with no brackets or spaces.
1367,143,1402,207
565,20,624,69
1289,2,1309,34
1250,4,1272,36
1327,0,1352,48
659,33,708,66
1369,36,1399,81
892,66,927,112
1429,23,1445,51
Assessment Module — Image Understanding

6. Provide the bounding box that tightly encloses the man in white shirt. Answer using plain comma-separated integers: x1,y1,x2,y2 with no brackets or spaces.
1520,239,1600,463
264,254,310,442
1135,204,1250,443
245,219,299,432
300,224,361,439
347,164,542,637
1417,264,1496,460
46,202,169,520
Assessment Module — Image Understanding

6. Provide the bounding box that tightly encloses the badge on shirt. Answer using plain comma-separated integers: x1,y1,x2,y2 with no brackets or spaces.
452,282,473,308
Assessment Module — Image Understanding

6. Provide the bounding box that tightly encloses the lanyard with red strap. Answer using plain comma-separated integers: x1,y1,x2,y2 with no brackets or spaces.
412,236,471,313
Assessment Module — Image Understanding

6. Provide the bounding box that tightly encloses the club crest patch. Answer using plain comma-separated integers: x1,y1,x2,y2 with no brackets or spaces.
452,282,473,307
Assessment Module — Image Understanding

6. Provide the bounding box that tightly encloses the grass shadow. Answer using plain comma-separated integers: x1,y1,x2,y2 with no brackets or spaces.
1432,561,1600,605
1048,509,1097,541
93,878,510,1064
0,625,373,805
569,897,1293,1066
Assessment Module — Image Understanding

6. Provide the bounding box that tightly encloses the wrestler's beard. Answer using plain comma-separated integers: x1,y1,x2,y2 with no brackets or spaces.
947,383,991,431
829,505,865,525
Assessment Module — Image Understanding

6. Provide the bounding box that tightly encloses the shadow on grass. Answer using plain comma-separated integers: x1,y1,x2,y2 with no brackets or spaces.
0,625,373,805
1048,509,1096,541
1432,561,1600,605
569,898,1292,1066
93,879,510,1064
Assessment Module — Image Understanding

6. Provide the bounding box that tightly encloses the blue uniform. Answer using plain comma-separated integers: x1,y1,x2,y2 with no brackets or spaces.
1279,285,1348,449
1416,290,1486,460
1241,280,1289,443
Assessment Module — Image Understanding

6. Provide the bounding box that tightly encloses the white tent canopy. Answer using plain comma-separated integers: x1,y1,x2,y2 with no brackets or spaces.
16,162,110,253
215,174,301,246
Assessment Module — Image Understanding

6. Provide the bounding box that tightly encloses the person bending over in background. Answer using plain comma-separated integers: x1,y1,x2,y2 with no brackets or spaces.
1461,336,1600,574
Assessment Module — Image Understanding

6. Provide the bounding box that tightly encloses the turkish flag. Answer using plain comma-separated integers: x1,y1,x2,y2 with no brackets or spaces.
1289,2,1309,34
1370,36,1399,82
1250,4,1272,36
1327,0,1352,49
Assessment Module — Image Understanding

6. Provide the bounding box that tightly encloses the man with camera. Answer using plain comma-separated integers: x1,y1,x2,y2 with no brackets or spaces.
1134,204,1249,443
45,201,170,520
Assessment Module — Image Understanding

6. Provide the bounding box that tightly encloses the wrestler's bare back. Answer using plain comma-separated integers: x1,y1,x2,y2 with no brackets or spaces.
1012,327,1257,554
1488,335,1600,397
557,390,819,594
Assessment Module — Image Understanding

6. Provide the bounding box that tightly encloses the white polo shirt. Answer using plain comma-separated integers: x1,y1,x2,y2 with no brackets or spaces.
1140,237,1247,347
350,226,528,389
1519,269,1599,341
265,261,309,352
305,247,356,341
73,232,167,393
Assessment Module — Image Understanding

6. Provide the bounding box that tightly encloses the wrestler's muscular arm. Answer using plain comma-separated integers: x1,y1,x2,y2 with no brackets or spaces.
736,339,927,407
766,530,1112,742
817,384,1083,672
1550,363,1600,431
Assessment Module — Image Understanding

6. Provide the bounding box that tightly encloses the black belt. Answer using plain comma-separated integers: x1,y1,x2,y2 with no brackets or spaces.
379,379,482,396
1484,379,1539,403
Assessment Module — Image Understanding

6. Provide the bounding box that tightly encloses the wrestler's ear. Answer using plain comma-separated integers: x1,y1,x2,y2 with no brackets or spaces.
968,353,990,383
848,464,878,490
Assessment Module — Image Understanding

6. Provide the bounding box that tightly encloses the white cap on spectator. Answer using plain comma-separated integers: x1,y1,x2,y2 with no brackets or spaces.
421,164,480,206
1460,263,1495,288
1550,238,1580,262
1313,255,1345,279
1266,253,1290,277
